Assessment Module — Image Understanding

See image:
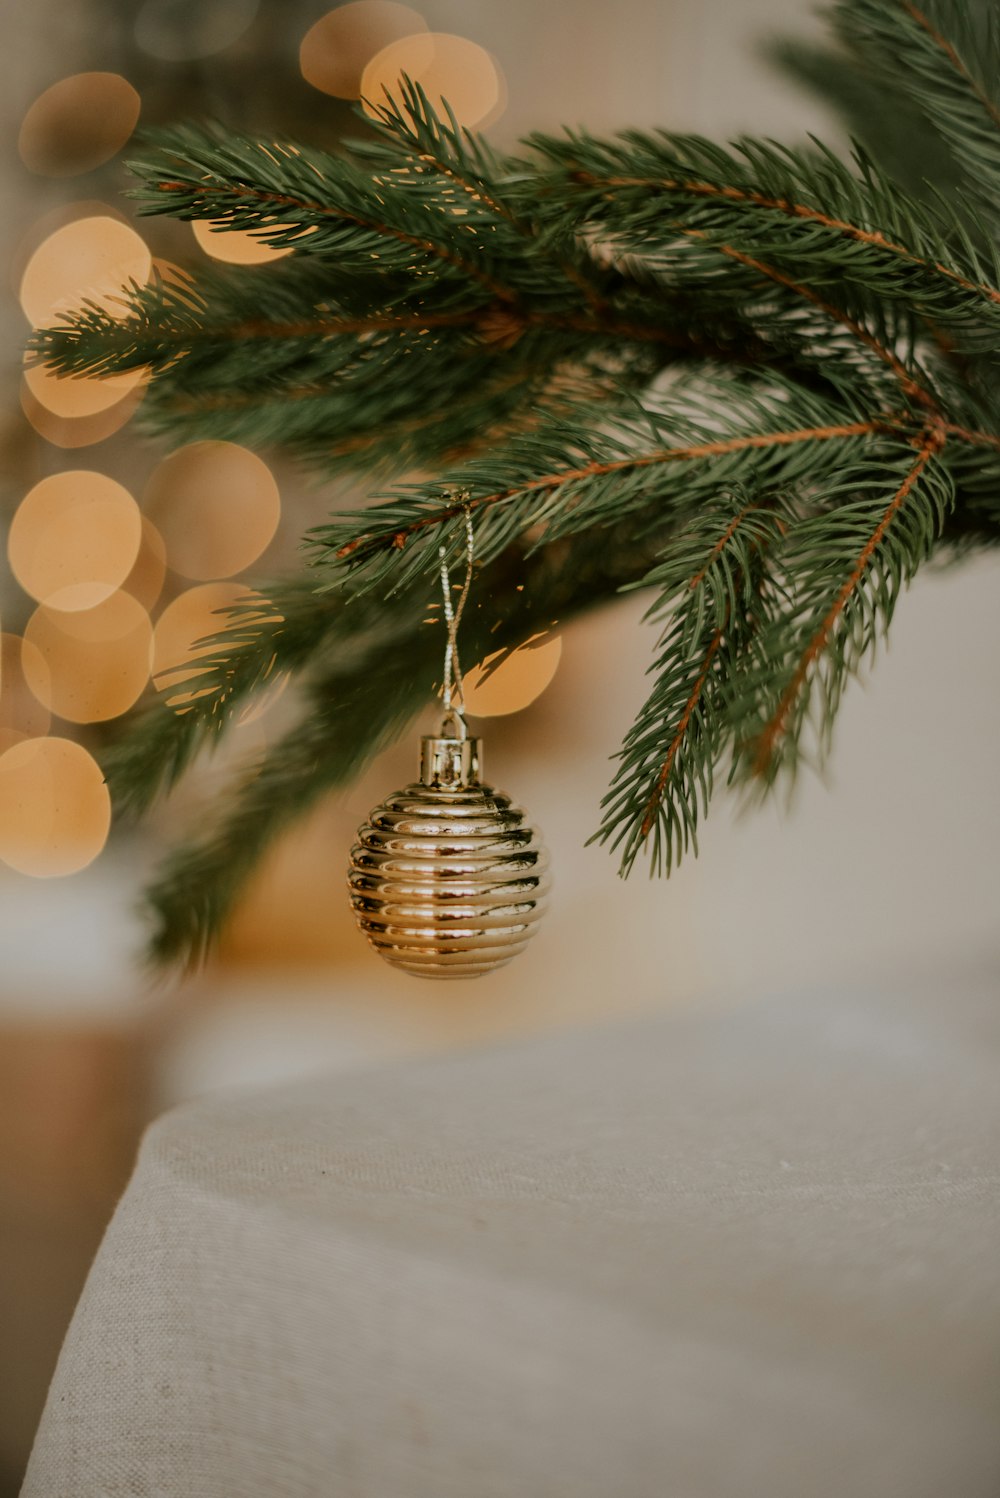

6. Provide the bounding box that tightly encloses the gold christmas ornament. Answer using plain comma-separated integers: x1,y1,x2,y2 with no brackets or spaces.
348,714,550,978
348,503,550,978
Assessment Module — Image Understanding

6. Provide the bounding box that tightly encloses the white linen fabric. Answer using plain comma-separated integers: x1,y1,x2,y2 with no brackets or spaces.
21,982,1000,1498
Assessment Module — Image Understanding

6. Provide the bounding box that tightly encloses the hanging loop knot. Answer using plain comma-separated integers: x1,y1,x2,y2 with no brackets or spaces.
437,495,475,736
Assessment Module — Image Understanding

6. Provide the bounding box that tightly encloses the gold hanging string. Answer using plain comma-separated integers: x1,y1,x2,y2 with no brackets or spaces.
438,497,475,726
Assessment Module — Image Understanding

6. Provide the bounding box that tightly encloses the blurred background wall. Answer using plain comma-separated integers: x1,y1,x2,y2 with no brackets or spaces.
2,1,999,1490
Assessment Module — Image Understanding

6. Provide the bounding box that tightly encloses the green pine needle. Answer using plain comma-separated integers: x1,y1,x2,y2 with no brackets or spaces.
24,14,1000,967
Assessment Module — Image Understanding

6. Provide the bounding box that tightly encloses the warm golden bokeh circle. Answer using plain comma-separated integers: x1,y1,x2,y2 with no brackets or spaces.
191,219,294,266
152,581,253,706
300,2,428,98
23,357,145,419
19,216,151,327
0,736,111,877
20,382,145,449
144,440,281,580
24,593,152,724
10,202,127,303
0,634,51,754
9,471,143,612
122,517,168,612
18,72,141,178
462,634,563,717
361,33,503,129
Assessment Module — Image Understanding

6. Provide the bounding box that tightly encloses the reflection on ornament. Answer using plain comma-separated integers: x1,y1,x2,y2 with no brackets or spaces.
349,719,549,978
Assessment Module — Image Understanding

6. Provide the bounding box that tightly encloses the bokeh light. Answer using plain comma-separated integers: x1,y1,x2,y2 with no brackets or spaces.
24,593,152,724
300,2,428,99
361,33,504,129
0,635,51,754
191,219,294,266
144,441,281,580
20,216,151,328
23,359,145,420
462,634,563,717
9,471,142,612
0,737,111,877
20,381,146,449
11,201,126,298
135,0,260,60
18,73,141,178
152,581,253,706
122,518,168,612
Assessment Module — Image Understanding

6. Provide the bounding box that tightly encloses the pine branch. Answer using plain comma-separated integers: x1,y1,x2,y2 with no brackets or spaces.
730,432,955,783
831,0,1000,221
594,491,788,874
320,379,888,589
528,128,1000,340
17,7,1000,967
128,123,520,302
359,78,613,315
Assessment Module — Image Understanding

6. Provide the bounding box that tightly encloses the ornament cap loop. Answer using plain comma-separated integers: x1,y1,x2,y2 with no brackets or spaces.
420,731,481,788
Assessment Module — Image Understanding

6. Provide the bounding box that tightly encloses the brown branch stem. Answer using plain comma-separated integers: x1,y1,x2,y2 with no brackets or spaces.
750,428,944,775
639,628,724,840
572,168,1000,308
337,419,882,558
679,229,938,410
900,2,1000,132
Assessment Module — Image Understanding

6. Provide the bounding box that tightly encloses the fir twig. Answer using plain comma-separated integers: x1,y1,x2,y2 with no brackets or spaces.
22,1,1000,965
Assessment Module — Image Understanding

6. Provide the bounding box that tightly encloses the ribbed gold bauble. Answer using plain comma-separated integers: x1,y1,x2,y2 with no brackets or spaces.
348,726,549,978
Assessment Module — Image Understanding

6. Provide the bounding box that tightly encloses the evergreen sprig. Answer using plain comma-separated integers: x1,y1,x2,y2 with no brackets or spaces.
27,1,1000,966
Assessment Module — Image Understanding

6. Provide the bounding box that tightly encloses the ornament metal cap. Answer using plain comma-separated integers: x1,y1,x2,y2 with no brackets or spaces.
420,707,481,788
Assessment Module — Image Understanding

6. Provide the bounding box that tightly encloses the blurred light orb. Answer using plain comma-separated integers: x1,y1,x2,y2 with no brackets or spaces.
191,218,294,266
144,440,281,580
20,216,151,327
10,201,127,299
152,582,253,706
9,471,143,612
0,736,111,877
20,379,145,449
135,0,259,60
122,518,168,612
462,634,563,717
24,593,152,724
0,634,51,754
361,33,503,129
300,2,428,98
23,358,145,419
18,73,141,178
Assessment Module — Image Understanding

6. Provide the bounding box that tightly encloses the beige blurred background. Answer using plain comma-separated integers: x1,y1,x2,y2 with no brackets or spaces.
2,1,999,1490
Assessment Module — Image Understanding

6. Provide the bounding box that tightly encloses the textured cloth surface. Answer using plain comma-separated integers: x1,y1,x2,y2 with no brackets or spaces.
21,983,1000,1498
